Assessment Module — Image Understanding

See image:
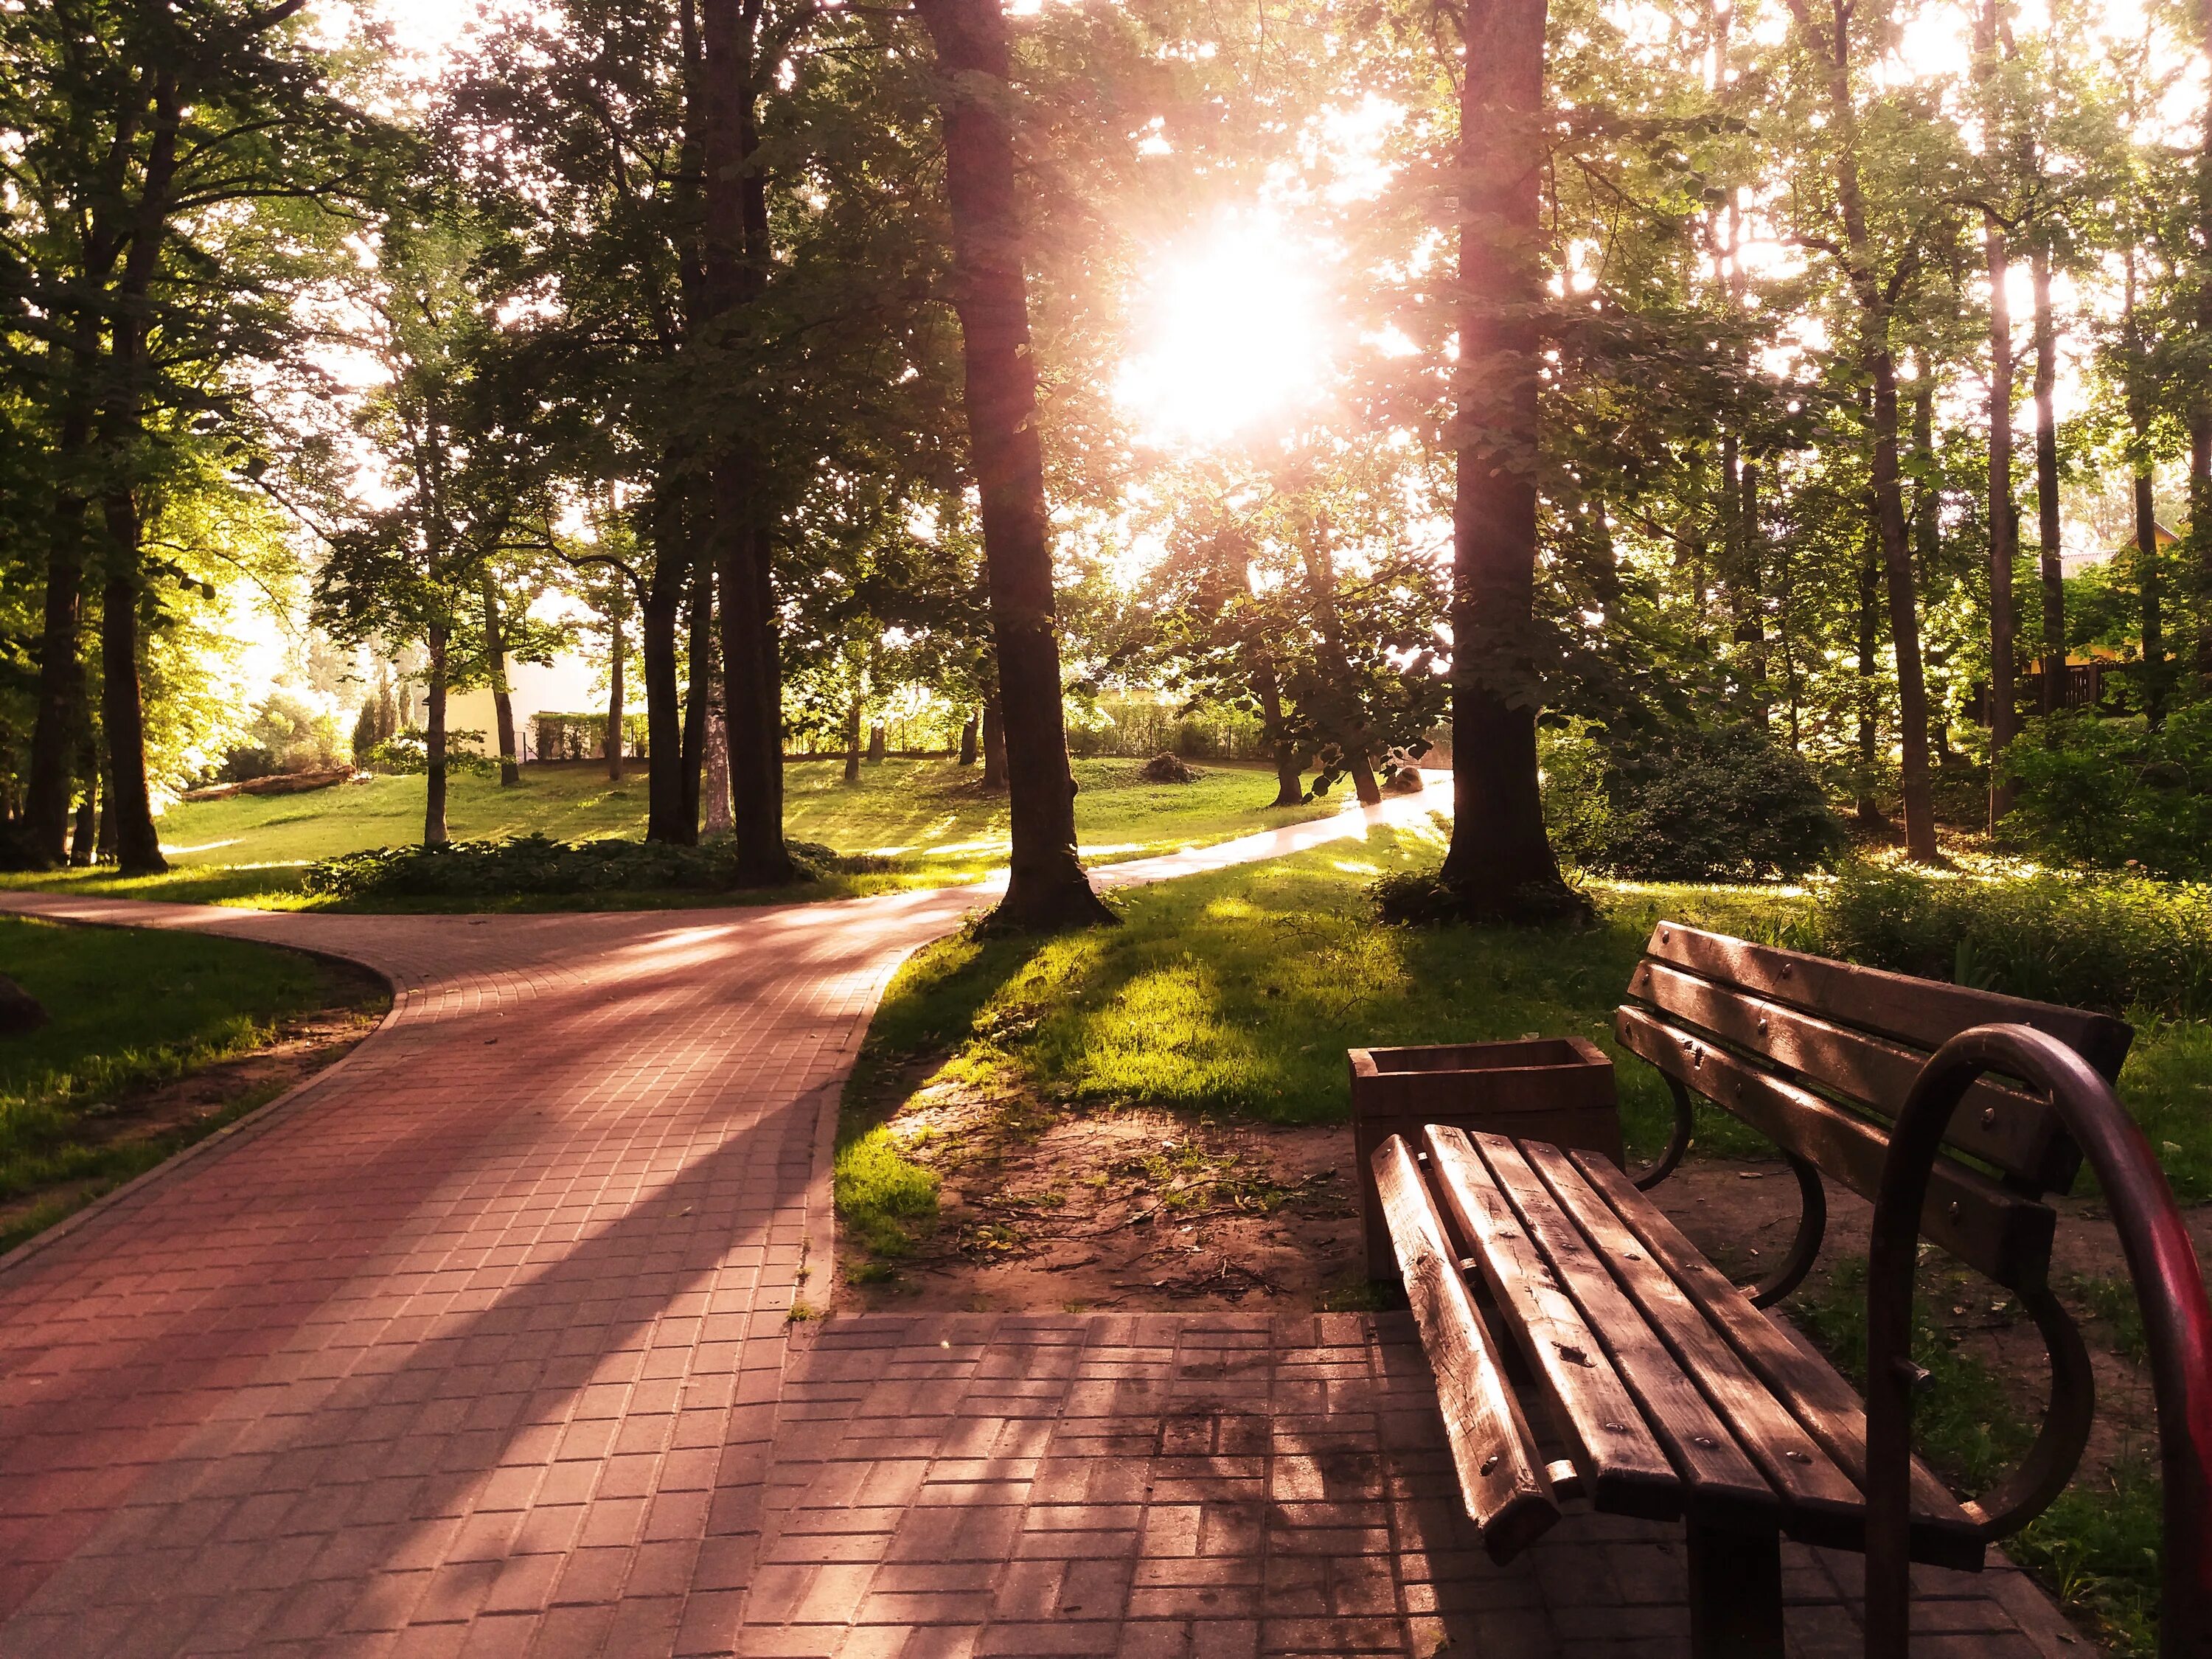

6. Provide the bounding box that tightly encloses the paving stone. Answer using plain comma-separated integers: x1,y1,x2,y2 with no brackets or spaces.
0,816,2096,1659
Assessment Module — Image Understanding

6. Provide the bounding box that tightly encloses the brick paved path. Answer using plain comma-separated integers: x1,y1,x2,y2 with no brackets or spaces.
0,800,2085,1658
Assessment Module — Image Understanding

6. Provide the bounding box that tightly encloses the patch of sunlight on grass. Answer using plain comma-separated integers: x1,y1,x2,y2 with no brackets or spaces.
1331,860,1381,874
832,1128,940,1256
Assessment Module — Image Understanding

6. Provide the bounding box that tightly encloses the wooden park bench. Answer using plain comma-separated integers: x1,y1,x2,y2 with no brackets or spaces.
1371,921,2212,1657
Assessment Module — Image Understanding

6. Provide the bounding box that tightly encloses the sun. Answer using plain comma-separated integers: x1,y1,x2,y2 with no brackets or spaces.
1115,217,1332,451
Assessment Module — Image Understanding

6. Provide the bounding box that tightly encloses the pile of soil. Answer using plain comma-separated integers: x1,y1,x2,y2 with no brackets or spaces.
1138,753,1199,784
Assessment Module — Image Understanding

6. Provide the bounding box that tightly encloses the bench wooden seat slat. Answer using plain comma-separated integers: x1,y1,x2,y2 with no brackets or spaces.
1568,1150,1986,1571
1642,923,2132,1080
1515,1138,1868,1542
1632,958,2080,1192
1615,1004,2056,1291
1419,1127,1683,1519
1371,1133,1559,1561
1438,1128,1783,1526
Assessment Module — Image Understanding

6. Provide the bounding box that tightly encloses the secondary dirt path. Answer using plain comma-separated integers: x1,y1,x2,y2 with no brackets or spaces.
0,793,2080,1658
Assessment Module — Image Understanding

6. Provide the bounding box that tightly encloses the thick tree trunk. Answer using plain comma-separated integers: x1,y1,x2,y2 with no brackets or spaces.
641,575,684,831
958,713,979,766
700,0,795,884
95,790,114,864
1436,0,1577,918
481,577,521,787
98,495,164,875
1984,214,2020,825
2033,242,2065,710
916,0,1109,929
843,695,863,783
866,720,887,763
25,403,93,866
679,555,712,843
423,625,450,847
980,695,1007,791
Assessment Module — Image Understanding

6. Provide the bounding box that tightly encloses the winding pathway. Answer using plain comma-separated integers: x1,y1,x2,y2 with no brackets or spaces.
0,796,2078,1658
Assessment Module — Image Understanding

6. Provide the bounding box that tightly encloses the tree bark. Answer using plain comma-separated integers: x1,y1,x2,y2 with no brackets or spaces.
705,672,733,836
1856,531,1884,826
1983,211,2020,825
24,399,94,866
641,557,685,832
1791,0,1938,860
1298,515,1382,806
2125,248,2166,725
1436,0,1577,917
843,694,863,783
980,695,1007,791
958,712,979,766
98,495,165,874
481,576,521,786
423,624,450,846
700,0,795,884
1257,664,1304,807
678,554,712,842
69,738,97,868
2032,240,2065,710
915,0,1110,929
605,600,626,782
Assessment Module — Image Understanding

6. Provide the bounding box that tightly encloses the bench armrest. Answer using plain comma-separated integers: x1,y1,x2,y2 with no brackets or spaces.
1862,1023,2212,1659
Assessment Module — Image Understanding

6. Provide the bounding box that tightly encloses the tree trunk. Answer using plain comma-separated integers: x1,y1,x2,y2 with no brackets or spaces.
2138,468,2165,725
24,403,93,866
1983,212,2020,827
98,495,165,875
424,625,450,847
605,602,626,782
843,694,863,783
866,720,887,762
700,0,795,884
69,740,97,869
2033,240,2065,710
640,574,683,829
915,0,1110,930
980,695,1007,791
1257,661,1303,807
1798,2,1940,862
958,713,979,766
95,789,114,864
705,675,733,836
1299,518,1382,806
481,577,521,787
1436,0,1577,918
1856,532,1884,827
679,554,712,843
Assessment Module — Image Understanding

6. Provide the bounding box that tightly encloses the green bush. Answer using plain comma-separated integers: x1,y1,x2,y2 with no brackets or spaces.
1589,722,1842,883
1538,718,1615,869
302,832,885,900
2003,707,2212,878
1817,863,2212,1019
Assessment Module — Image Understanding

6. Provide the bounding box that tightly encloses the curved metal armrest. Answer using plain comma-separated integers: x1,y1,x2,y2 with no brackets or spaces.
1861,1023,2212,1659
1631,1074,1696,1191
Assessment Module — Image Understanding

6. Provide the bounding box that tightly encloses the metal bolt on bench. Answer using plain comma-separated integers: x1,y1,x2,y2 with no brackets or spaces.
1364,920,2212,1658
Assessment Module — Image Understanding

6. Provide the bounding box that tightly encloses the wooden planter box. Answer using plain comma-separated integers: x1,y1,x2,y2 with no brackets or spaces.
1350,1037,1621,1279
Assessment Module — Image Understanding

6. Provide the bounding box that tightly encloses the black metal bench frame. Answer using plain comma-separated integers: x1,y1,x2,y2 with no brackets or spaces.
1375,920,2212,1657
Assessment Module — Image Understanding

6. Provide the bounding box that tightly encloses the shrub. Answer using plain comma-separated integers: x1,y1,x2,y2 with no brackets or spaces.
302,833,886,900
1537,718,1615,869
218,692,344,782
1816,863,2212,1019
1591,722,1841,883
2002,707,2212,878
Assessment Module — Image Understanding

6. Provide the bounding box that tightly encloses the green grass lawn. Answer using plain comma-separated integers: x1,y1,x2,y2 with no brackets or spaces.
0,915,387,1250
1,756,1340,911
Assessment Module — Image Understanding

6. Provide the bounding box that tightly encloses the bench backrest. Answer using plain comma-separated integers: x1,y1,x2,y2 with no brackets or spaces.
1615,922,2135,1295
